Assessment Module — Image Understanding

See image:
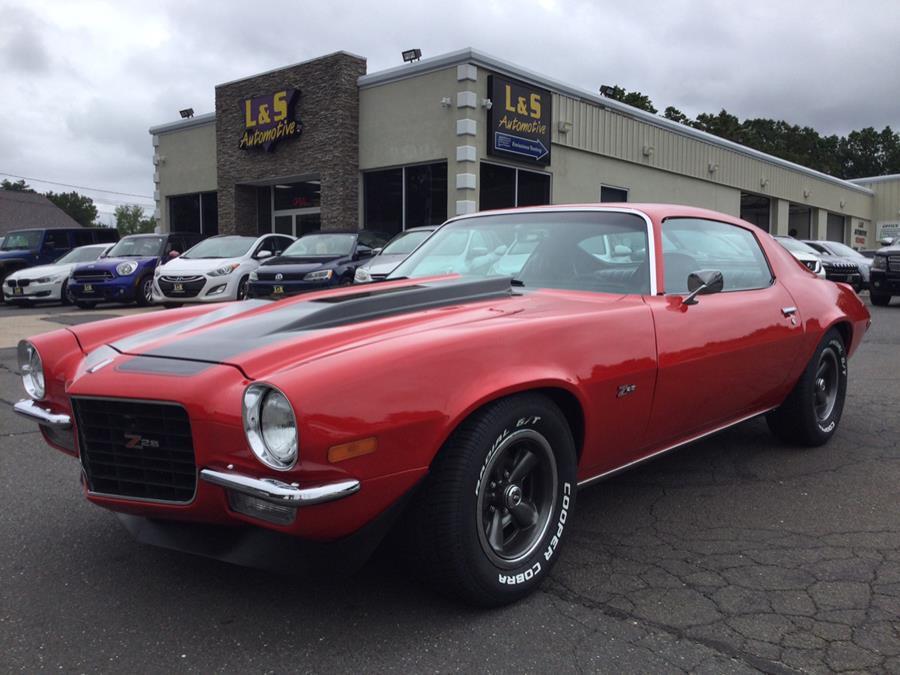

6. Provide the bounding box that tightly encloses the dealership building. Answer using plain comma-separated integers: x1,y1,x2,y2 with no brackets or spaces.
149,48,900,248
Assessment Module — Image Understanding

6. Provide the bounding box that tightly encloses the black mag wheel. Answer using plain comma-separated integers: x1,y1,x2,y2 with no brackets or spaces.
408,392,577,606
813,346,840,423
767,328,847,447
476,428,558,568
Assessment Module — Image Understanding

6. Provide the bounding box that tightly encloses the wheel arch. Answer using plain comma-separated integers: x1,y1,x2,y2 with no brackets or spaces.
434,382,587,468
829,320,852,352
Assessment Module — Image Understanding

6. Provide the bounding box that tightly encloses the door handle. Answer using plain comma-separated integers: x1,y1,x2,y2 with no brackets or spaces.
781,306,797,317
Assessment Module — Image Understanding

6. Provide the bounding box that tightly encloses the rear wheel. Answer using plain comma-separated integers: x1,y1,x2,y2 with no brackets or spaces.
136,276,153,306
767,328,847,446
870,292,891,307
408,393,576,606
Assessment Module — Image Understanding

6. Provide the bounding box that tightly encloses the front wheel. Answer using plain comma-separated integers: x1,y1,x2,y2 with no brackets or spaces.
61,281,74,306
408,393,577,606
767,328,847,446
236,276,249,300
136,276,153,306
870,292,891,307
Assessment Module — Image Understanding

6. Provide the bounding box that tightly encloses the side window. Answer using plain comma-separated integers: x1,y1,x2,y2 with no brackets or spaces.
44,230,70,250
661,218,773,294
72,230,95,246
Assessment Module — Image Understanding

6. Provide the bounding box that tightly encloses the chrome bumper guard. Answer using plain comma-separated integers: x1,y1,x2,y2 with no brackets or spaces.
199,468,359,507
14,399,72,429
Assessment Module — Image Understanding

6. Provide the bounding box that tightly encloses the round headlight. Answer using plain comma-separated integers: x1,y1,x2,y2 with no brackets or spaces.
116,261,138,276
242,384,297,470
17,341,45,400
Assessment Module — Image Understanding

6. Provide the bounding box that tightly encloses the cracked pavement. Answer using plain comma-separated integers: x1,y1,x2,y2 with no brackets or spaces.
1,300,898,673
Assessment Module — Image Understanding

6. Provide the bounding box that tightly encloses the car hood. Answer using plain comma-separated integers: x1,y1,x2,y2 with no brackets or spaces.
358,254,407,275
263,254,345,268
0,249,35,262
159,256,244,275
94,277,625,379
7,262,74,280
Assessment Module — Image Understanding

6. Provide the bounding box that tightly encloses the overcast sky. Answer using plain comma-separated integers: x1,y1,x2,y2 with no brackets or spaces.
2,0,898,223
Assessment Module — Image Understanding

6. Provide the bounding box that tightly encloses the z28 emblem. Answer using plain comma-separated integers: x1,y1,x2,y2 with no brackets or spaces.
617,384,637,398
124,434,160,449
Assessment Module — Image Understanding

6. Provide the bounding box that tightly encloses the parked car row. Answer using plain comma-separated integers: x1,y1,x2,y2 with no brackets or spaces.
7,224,895,312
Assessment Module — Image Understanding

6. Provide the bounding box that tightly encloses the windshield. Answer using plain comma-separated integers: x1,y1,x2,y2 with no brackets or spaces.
282,234,355,257
182,236,255,259
381,230,433,256
106,235,164,258
1,230,42,251
54,246,107,265
775,237,819,256
389,211,651,294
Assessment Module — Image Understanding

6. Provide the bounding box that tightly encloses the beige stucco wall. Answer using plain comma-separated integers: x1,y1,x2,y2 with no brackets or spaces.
359,67,458,170
153,121,217,230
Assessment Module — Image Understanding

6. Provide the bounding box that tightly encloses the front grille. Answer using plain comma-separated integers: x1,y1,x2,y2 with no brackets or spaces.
889,256,900,272
6,278,30,287
258,271,311,281
73,397,196,502
158,276,205,298
73,270,114,282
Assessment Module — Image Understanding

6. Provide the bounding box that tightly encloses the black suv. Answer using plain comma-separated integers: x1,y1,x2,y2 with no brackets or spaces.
0,227,119,301
870,243,900,306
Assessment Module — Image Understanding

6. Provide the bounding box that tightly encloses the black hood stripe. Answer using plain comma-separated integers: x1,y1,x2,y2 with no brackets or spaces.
123,277,515,365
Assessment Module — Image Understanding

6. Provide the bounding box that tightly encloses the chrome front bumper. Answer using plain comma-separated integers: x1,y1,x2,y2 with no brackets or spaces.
199,468,359,507
14,399,72,428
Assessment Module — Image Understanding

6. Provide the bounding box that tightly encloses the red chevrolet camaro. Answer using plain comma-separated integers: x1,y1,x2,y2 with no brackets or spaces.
15,205,870,606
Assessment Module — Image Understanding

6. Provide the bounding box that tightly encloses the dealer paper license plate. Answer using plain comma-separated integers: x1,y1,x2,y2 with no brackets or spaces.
273,285,284,295
84,284,93,293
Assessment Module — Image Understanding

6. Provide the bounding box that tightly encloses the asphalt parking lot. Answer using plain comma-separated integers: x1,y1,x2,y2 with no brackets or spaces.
1,299,898,673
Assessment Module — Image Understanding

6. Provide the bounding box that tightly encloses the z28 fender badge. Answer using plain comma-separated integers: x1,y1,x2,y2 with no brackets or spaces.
617,384,637,398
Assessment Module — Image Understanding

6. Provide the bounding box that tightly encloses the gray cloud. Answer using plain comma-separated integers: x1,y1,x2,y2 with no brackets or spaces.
1,0,899,205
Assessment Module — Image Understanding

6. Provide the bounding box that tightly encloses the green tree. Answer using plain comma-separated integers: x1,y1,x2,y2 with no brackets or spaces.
601,85,658,114
115,204,156,235
663,106,692,125
44,190,98,226
1,178,34,192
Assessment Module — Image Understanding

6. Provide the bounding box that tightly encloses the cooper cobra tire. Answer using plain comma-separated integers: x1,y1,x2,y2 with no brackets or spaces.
870,292,891,307
136,276,153,306
410,392,576,606
767,328,847,447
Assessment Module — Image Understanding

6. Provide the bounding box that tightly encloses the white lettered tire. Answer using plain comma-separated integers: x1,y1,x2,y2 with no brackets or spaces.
409,393,577,606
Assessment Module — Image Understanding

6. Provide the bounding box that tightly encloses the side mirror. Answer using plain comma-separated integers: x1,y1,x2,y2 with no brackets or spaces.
354,246,374,260
255,249,272,260
371,247,383,256
493,245,508,256
467,246,489,259
613,244,632,256
683,270,724,306
168,250,180,259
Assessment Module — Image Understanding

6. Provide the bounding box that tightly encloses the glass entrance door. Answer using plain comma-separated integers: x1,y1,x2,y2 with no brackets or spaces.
273,210,321,238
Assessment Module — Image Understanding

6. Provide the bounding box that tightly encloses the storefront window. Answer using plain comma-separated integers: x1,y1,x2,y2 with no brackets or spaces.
405,163,448,228
480,163,516,210
480,162,550,210
364,162,447,236
169,191,218,234
600,185,628,203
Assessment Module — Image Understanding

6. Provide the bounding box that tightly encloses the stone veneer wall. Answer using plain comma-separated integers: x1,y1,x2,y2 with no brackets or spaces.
215,52,366,234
